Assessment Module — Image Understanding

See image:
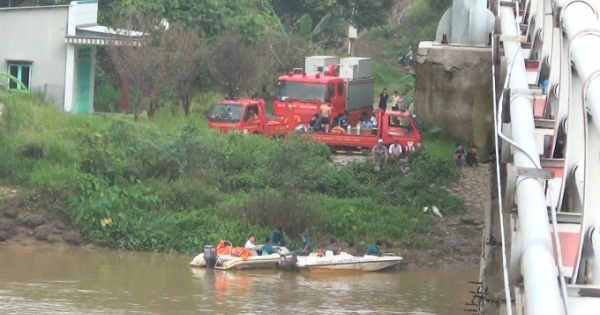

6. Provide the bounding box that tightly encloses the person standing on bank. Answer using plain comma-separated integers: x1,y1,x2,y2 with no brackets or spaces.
378,88,389,113
390,91,400,111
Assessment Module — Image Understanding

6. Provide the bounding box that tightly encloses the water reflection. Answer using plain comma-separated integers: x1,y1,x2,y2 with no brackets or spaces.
0,247,476,314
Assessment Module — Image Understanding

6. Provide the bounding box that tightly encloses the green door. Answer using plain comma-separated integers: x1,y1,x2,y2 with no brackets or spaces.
75,47,92,114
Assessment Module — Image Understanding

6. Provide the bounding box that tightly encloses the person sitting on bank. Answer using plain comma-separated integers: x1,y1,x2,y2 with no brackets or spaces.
293,232,313,256
325,239,342,255
270,226,286,246
365,240,385,256
261,237,277,256
466,145,479,167
388,139,404,160
454,144,466,167
371,139,388,165
244,235,261,256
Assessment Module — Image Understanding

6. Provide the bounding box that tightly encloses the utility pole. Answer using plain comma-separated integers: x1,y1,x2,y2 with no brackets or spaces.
347,4,357,56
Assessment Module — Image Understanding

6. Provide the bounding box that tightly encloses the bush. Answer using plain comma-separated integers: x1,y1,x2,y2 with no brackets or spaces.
0,93,466,253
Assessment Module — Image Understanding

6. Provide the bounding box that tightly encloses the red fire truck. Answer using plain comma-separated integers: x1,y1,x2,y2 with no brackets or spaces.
273,56,377,126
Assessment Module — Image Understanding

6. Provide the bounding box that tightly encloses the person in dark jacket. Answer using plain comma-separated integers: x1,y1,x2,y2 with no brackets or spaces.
338,111,350,130
378,88,389,113
261,237,277,255
270,226,286,246
365,240,385,256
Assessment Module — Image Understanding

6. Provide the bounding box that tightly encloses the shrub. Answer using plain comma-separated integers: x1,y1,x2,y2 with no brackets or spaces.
0,93,466,252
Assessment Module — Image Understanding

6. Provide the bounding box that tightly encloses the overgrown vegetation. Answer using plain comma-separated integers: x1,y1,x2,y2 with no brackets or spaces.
0,0,476,253
0,93,464,253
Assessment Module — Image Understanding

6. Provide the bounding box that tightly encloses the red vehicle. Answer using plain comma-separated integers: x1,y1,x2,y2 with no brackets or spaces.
273,56,376,126
207,99,422,154
316,109,422,154
207,98,292,136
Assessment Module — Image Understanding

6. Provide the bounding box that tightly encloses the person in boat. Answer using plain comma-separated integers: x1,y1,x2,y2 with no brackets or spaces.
325,239,342,255
293,232,313,256
365,240,385,256
244,235,261,256
262,237,278,256
270,226,286,246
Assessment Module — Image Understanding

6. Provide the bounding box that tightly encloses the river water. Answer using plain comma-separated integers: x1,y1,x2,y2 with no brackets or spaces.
0,247,478,315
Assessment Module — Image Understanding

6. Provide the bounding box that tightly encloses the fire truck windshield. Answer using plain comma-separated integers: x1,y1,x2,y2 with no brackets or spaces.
209,103,243,122
276,81,325,102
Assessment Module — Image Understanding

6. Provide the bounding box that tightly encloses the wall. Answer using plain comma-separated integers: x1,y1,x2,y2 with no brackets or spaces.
0,6,69,109
415,41,494,150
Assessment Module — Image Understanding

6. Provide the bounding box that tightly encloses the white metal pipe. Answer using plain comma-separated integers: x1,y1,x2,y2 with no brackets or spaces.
556,0,600,286
573,163,584,199
555,0,600,137
500,6,567,315
592,228,600,284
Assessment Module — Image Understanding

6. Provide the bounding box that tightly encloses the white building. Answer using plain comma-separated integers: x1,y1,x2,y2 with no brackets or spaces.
0,0,141,113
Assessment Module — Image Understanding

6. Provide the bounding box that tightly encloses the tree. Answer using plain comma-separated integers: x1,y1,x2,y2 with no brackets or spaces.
257,33,309,98
339,0,395,31
210,34,260,99
109,0,275,42
166,28,210,116
276,12,333,48
105,11,177,120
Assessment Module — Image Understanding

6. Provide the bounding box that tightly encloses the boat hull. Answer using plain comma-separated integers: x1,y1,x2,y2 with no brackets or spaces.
295,255,403,272
189,253,281,270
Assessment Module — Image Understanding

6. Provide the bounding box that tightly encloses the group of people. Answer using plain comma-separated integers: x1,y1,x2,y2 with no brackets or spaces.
378,88,408,113
454,144,479,167
244,227,313,257
242,226,387,257
371,138,405,164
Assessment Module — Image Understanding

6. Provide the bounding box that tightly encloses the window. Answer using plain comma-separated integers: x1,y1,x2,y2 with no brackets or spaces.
244,105,259,122
7,63,32,90
389,116,412,129
337,82,344,96
328,84,335,101
209,103,243,122
275,81,326,102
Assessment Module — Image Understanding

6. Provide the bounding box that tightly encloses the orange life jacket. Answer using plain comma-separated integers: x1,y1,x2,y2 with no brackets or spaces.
214,240,252,260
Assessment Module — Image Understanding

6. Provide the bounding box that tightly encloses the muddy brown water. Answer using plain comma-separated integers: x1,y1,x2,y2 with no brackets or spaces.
0,247,477,315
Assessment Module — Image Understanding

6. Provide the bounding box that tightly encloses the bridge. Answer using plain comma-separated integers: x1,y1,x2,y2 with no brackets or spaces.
485,0,600,313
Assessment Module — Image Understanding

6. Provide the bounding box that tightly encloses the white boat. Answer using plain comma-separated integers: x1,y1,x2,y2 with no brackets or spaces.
294,251,403,272
189,245,290,270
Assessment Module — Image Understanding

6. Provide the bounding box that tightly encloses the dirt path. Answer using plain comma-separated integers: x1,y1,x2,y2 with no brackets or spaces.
402,165,491,269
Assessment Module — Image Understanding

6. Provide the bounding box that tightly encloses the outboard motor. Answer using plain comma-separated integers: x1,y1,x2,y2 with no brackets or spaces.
278,252,298,270
203,245,217,268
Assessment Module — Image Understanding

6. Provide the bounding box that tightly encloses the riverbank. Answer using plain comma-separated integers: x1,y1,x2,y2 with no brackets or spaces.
1,164,490,270
0,93,489,269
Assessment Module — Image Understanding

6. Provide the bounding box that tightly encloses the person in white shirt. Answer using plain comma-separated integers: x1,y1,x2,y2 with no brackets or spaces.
390,91,400,110
244,235,260,256
370,112,377,127
389,139,404,160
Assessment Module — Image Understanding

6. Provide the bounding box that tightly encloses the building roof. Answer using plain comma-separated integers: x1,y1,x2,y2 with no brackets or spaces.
65,25,145,45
